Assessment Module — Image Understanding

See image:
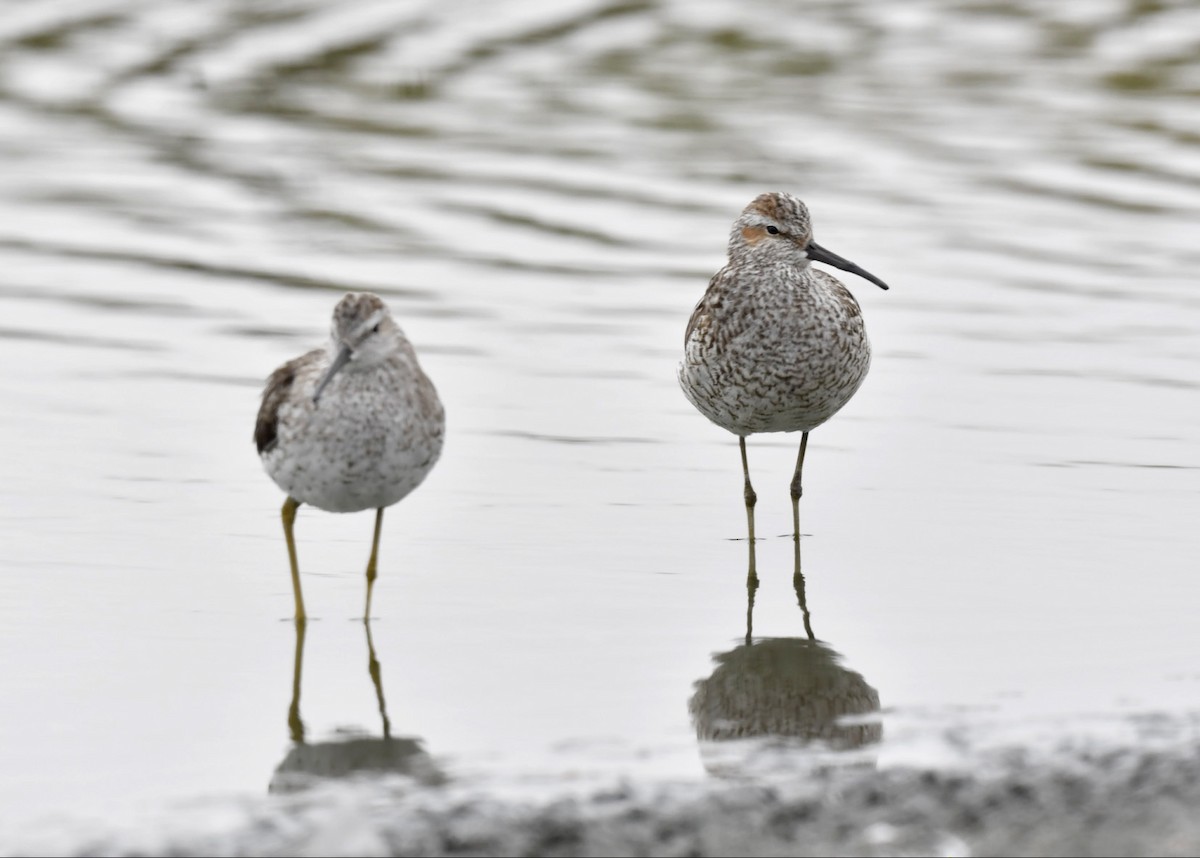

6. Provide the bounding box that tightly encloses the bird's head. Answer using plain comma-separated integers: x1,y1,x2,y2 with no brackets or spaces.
730,192,889,291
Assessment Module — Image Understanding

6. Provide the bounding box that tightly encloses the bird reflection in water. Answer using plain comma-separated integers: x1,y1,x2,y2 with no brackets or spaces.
689,567,882,775
269,621,443,793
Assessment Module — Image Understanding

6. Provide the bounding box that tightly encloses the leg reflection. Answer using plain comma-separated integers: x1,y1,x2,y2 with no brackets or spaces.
271,620,441,792
364,620,392,740
793,533,816,642
744,573,759,646
288,618,307,744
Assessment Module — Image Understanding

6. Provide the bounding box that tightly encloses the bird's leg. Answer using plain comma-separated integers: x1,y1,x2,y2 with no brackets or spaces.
282,497,307,621
364,620,392,739
789,432,809,565
287,616,307,743
364,507,384,620
740,436,758,587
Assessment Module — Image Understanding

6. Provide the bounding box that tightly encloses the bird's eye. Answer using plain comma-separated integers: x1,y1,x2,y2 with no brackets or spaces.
766,225,780,235
372,323,380,334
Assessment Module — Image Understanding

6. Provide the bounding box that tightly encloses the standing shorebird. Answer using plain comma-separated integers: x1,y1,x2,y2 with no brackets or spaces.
255,292,445,620
678,192,889,582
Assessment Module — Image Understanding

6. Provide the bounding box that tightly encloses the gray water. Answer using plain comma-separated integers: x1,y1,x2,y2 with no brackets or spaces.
1,0,1199,851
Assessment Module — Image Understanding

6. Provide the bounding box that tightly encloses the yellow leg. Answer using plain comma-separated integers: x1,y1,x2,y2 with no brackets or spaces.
282,497,307,621
364,507,384,620
739,436,758,587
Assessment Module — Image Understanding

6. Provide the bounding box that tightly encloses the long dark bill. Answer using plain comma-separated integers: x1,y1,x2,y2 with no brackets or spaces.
806,240,890,291
312,344,352,404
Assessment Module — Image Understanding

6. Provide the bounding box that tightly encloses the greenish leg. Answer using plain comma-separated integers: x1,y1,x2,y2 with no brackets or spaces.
790,432,815,641
789,431,809,563
364,507,384,620
282,497,307,621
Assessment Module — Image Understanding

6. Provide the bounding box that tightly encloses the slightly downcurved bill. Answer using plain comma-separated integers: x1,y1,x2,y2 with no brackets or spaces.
807,241,890,290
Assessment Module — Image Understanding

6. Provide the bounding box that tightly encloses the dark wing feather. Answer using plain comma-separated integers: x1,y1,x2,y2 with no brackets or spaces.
254,351,317,454
684,269,727,345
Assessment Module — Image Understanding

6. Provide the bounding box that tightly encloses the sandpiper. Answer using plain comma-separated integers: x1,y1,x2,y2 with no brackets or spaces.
678,192,888,581
255,292,445,620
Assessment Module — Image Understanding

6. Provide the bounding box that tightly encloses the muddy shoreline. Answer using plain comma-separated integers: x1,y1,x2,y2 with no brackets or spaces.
21,737,1197,858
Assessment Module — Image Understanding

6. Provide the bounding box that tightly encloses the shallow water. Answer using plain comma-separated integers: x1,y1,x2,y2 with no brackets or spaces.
1,0,1199,846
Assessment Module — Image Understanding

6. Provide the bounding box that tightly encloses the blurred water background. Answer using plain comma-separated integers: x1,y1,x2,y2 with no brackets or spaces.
1,0,1199,851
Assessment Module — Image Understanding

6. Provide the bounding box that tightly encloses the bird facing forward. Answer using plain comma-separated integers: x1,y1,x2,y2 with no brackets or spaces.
255,292,445,620
678,192,889,581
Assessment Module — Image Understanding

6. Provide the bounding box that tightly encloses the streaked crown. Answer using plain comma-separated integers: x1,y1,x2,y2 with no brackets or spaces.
331,292,390,343
739,192,812,241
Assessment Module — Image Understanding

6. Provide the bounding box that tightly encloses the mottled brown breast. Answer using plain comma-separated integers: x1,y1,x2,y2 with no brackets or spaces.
812,269,864,332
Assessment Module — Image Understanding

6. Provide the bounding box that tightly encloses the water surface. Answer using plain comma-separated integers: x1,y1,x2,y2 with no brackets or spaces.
1,0,1198,845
